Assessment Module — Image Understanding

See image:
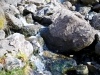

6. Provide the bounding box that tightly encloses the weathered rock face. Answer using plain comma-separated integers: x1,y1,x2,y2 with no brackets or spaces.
24,4,37,14
26,34,44,54
62,1,76,11
0,33,33,57
18,5,25,15
0,2,20,15
81,0,99,5
93,4,100,11
43,51,77,75
95,32,100,55
78,6,91,16
95,41,100,55
91,13,100,30
85,11,97,21
25,14,34,24
0,0,21,6
0,30,5,40
20,24,42,37
26,0,46,6
5,13,23,30
41,9,96,53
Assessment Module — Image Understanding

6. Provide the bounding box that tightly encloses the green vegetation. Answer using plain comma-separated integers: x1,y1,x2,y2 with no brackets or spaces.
0,68,24,75
0,51,36,75
17,51,28,62
0,7,5,30
0,16,5,30
16,51,31,75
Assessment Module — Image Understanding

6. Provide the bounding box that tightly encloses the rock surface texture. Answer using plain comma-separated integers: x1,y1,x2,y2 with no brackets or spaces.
41,9,96,53
0,33,33,57
81,0,99,5
91,13,100,30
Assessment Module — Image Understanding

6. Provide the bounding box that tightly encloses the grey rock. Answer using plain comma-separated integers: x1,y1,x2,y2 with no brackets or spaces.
95,41,100,55
62,1,72,9
20,24,42,37
28,70,42,75
75,64,89,75
62,1,76,11
4,54,25,71
27,36,41,52
1,2,20,15
32,3,61,25
71,6,76,11
93,4,100,11
0,48,7,57
95,32,100,42
87,62,99,73
26,33,44,54
24,4,37,14
25,14,34,24
0,33,33,58
91,13,100,30
5,13,23,30
43,50,77,75
0,64,3,71
8,5,20,15
81,0,99,5
35,2,59,18
85,11,97,20
30,55,46,74
0,0,22,6
18,5,25,15
30,55,52,75
36,7,53,16
41,9,96,53
78,6,91,16
6,33,33,57
26,0,46,6
0,30,5,40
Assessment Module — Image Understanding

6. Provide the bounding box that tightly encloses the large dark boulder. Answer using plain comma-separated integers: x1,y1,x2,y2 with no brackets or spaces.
81,0,99,5
41,9,96,53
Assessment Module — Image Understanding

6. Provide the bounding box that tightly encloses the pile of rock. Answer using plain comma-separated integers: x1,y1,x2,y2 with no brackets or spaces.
0,0,100,75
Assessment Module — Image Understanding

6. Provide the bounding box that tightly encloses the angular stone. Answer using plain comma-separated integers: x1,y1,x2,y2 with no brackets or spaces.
5,13,23,30
24,4,37,14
